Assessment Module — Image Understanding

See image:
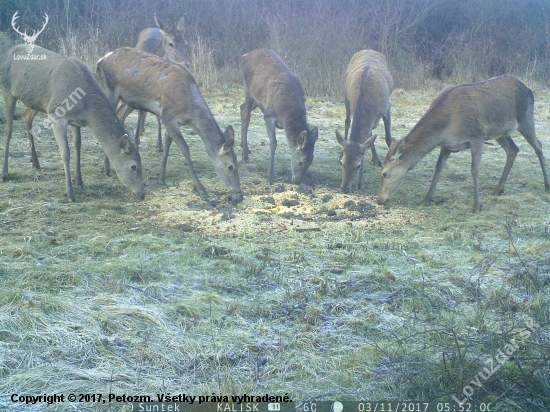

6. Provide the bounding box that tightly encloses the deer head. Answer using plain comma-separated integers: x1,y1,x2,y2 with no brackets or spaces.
11,11,49,54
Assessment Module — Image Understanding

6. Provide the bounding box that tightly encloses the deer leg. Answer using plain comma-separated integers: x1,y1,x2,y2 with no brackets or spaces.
163,123,208,199
72,126,83,189
357,155,366,190
159,135,172,186
470,140,485,212
370,142,382,167
24,108,40,169
51,120,75,201
156,115,164,153
134,110,146,150
494,136,519,195
344,97,351,140
518,117,550,192
1,94,17,182
264,115,277,185
383,106,392,147
423,147,452,205
141,112,147,136
240,100,254,163
103,155,111,177
116,102,134,123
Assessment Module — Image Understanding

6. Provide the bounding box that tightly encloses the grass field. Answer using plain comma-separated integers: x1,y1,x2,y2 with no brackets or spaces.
1,82,549,411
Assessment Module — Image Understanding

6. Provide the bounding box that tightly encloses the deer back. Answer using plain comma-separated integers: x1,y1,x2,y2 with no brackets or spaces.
242,49,307,127
97,48,196,125
345,50,393,142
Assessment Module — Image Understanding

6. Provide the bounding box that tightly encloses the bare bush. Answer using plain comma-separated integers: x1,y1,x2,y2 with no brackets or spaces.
3,0,548,96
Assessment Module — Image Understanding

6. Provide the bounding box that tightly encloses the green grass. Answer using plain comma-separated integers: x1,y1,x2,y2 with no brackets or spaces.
0,84,549,411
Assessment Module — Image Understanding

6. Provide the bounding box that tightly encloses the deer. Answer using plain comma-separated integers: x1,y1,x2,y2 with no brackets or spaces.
11,11,49,54
240,49,318,185
378,76,550,212
0,35,145,201
97,47,243,203
116,14,189,153
335,50,393,193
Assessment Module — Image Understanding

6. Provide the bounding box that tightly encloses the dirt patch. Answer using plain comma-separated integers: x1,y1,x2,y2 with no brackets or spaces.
144,182,425,236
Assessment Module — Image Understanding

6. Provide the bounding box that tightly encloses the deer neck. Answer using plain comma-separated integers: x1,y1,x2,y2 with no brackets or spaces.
85,99,127,155
401,122,446,171
189,97,225,154
283,110,309,143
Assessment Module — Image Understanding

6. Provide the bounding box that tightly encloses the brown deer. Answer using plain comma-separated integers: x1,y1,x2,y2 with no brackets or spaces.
97,47,243,203
117,14,189,153
0,37,145,201
240,49,318,185
378,76,550,212
335,50,393,193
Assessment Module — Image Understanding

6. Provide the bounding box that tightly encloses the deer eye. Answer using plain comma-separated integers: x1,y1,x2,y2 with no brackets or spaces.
228,164,233,171
382,171,388,178
131,164,137,172
168,42,174,47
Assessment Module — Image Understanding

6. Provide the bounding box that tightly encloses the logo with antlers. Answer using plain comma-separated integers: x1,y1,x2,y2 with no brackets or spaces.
11,11,49,54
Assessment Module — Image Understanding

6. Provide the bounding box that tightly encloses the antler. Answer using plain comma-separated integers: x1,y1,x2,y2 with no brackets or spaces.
11,11,49,42
29,13,49,42
11,11,29,40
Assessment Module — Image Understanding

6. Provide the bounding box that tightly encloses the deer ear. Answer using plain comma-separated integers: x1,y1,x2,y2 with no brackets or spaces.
395,139,405,158
176,16,187,35
361,134,377,151
223,125,235,141
220,138,235,155
154,14,167,31
125,127,136,144
335,130,346,147
297,131,308,149
119,134,134,154
309,126,318,143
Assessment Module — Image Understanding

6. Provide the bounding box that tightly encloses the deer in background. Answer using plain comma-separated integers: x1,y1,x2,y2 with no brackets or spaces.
116,14,189,153
0,35,145,201
240,49,318,185
335,50,393,193
97,47,243,203
378,76,550,212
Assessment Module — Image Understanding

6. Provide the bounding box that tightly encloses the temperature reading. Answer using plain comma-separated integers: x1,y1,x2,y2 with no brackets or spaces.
303,403,318,412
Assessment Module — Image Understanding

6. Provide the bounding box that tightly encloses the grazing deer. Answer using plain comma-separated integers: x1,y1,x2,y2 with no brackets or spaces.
117,14,189,153
240,49,318,185
335,50,393,193
97,47,243,203
0,36,145,201
378,76,550,212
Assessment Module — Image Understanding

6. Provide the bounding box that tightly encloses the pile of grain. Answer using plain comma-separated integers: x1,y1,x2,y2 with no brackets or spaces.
144,181,424,236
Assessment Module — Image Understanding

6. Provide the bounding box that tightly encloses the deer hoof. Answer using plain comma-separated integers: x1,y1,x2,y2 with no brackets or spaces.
422,196,434,206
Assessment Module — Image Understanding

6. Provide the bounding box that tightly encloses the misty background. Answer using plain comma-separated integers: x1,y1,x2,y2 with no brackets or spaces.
1,0,549,96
